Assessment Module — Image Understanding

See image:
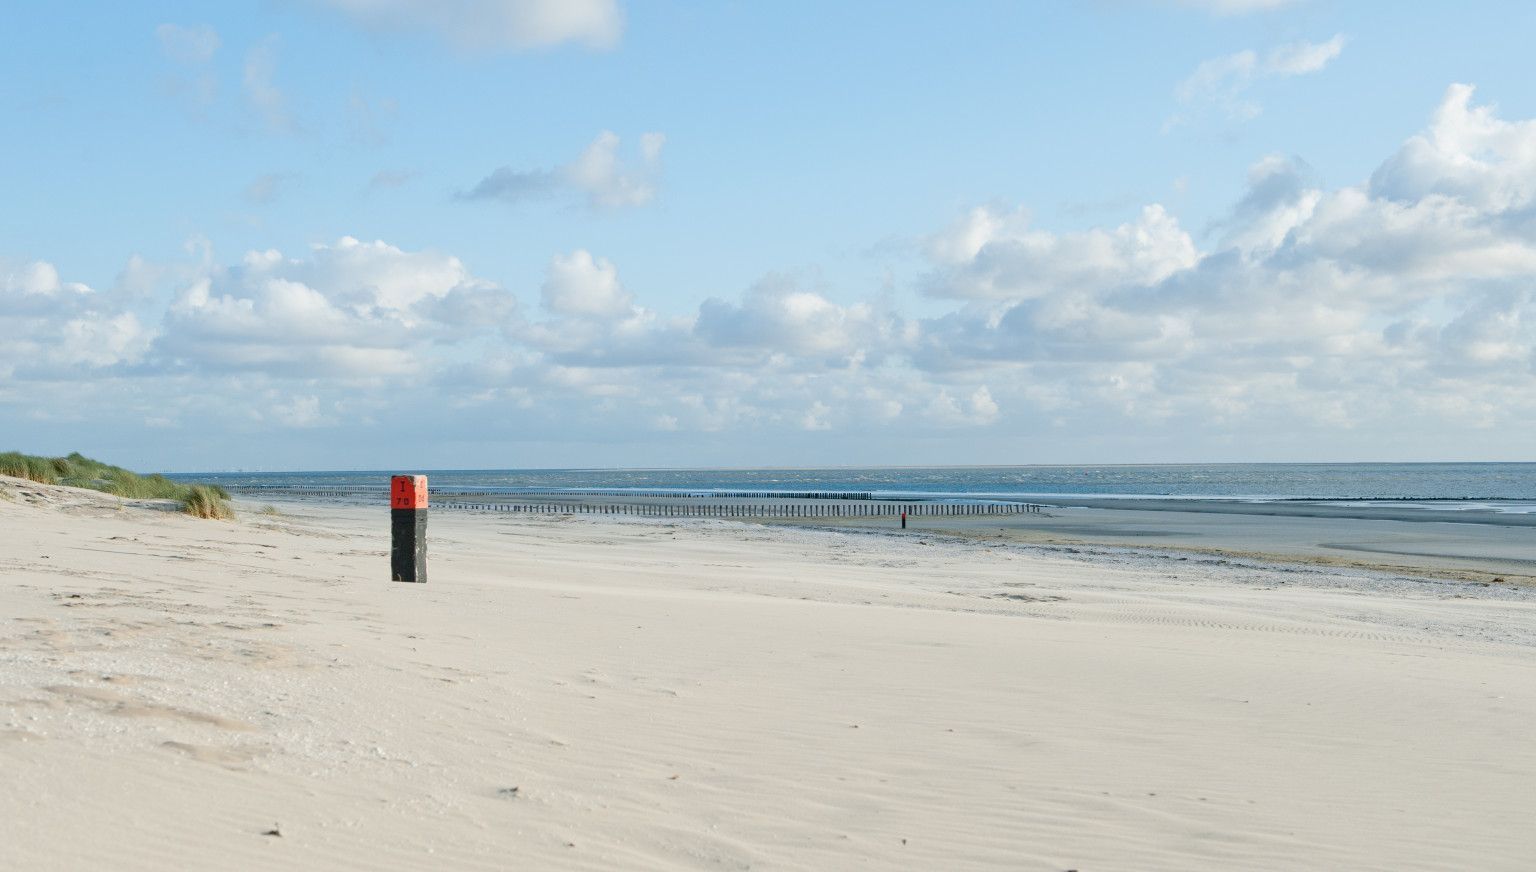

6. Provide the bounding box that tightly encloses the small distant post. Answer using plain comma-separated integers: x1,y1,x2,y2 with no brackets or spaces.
901,511,907,530
391,475,428,583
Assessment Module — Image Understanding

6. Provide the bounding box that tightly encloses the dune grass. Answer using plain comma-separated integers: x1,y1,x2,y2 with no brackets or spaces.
183,485,236,520
0,452,64,485
0,451,234,519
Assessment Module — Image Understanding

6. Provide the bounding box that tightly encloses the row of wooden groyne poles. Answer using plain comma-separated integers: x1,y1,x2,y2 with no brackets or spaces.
226,485,1048,518
428,500,1048,518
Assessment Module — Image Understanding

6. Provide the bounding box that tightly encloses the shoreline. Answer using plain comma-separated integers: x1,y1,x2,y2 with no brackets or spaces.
1026,495,1536,525
242,492,1536,587
755,505,1536,587
760,517,1536,590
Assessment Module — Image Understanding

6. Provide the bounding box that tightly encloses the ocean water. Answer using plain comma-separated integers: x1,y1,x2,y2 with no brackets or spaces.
172,463,1536,503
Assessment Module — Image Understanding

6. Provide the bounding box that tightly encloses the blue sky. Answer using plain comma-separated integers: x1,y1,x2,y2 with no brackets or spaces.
4,1,1536,471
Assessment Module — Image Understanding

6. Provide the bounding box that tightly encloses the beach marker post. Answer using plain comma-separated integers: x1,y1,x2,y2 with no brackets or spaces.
391,475,428,583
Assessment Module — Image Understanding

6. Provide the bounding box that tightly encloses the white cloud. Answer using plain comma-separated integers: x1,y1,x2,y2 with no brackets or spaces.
520,263,909,372
638,132,665,162
800,401,833,431
1,260,151,378
284,236,485,311
1266,34,1346,75
913,83,1536,439
1170,34,1345,126
157,237,514,377
9,85,1536,461
316,0,623,52
565,131,665,208
59,313,152,369
923,386,1001,427
542,250,634,318
1370,83,1536,210
923,205,1199,300
461,131,665,210
694,275,908,361
3,260,85,300
269,394,329,428
1174,49,1260,119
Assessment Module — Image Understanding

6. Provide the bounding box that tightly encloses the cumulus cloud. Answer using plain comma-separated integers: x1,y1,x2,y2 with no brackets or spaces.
461,131,665,210
520,261,914,375
315,0,623,52
695,275,909,362
2,260,88,302
914,83,1536,438
923,205,1199,300
1369,83,1536,210
1,260,152,379
9,84,1536,461
541,250,634,318
1169,34,1345,126
157,237,514,377
1210,153,1321,253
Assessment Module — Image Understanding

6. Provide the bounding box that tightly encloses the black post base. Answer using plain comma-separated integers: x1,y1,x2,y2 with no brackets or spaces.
391,508,427,583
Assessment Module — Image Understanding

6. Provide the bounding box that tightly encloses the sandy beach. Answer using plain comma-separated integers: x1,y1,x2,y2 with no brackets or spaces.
3,474,1535,870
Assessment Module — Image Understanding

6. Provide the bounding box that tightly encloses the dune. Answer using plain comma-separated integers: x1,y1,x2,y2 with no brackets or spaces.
2,473,1534,870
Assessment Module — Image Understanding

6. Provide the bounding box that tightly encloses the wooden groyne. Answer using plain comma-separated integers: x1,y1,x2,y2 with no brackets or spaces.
222,485,1047,517
431,500,1045,518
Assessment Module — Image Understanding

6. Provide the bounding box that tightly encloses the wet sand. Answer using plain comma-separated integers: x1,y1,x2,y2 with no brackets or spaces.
785,500,1536,584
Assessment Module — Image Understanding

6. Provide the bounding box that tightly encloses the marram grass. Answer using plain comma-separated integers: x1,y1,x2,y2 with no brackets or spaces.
183,485,235,520
0,451,234,520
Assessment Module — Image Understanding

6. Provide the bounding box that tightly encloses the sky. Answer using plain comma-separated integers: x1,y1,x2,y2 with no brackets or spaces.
3,0,1536,471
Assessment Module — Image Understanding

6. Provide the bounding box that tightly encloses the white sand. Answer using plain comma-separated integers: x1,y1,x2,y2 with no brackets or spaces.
2,476,1534,871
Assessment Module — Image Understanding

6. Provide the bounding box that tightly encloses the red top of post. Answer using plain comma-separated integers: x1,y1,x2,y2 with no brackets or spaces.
391,475,428,509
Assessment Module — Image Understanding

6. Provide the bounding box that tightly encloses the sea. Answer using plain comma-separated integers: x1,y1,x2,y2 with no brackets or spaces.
170,463,1536,511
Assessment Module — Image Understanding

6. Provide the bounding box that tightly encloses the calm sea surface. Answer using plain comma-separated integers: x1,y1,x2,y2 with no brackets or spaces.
171,463,1536,502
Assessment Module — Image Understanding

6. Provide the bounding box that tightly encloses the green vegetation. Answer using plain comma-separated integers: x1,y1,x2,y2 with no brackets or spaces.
0,451,63,485
0,451,234,520
183,485,236,520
